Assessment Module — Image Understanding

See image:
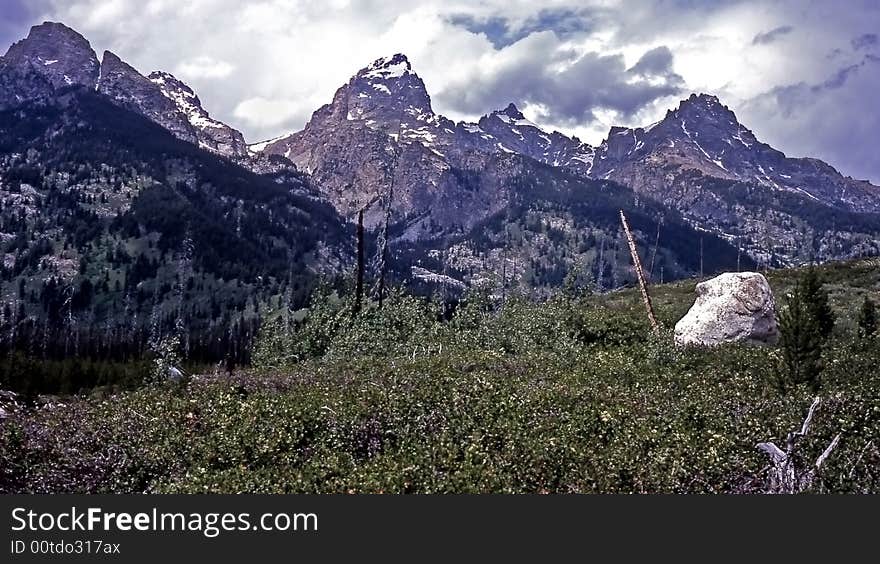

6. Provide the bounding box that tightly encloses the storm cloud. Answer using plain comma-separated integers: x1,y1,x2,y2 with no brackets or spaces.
447,7,599,49
433,36,683,126
2,0,879,182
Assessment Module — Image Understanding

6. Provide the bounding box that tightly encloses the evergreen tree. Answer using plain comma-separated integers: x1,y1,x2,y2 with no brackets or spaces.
800,268,835,337
858,296,877,338
776,282,823,394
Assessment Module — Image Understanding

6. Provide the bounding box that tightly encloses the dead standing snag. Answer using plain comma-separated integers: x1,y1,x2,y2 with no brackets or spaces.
619,210,660,336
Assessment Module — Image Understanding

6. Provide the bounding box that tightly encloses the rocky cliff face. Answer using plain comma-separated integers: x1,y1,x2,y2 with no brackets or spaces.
97,51,199,144
258,54,497,233
477,103,595,177
255,57,880,267
148,71,248,157
2,22,100,91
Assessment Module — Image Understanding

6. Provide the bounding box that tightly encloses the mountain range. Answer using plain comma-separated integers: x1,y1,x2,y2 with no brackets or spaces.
0,21,878,362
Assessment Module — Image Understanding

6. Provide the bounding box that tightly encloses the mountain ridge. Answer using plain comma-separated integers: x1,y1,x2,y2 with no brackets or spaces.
2,22,879,278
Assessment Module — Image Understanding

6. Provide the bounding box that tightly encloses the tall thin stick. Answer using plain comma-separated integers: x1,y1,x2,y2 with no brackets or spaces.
648,219,661,279
699,236,704,278
372,119,403,309
354,208,364,313
619,210,659,335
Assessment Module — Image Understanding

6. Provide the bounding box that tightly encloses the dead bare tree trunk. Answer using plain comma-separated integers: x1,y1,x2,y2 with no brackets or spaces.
648,219,661,279
619,210,659,336
354,208,365,313
699,236,704,278
372,120,403,309
756,397,842,494
737,238,742,273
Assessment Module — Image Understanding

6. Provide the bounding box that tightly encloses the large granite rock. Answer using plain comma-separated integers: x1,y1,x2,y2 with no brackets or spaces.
674,272,779,346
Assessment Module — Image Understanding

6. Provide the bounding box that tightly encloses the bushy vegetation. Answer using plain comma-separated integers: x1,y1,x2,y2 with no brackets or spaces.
2,259,878,494
774,269,836,394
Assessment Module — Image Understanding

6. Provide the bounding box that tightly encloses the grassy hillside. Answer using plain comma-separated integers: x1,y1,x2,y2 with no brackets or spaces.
1,259,878,493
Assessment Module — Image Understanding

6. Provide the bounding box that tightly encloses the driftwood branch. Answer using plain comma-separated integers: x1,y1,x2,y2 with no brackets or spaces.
619,210,659,335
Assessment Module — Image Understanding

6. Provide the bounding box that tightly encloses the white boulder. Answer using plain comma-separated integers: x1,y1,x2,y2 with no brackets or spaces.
674,272,779,346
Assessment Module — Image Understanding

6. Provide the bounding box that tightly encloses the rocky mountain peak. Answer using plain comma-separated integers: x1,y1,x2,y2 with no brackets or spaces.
97,51,199,144
343,53,432,119
476,103,595,177
668,92,742,136
147,70,247,157
98,50,128,74
480,103,540,130
680,92,724,109
358,53,412,80
498,102,525,120
148,71,201,106
2,21,100,90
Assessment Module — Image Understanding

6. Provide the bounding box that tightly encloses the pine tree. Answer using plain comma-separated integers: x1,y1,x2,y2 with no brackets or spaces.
800,267,835,337
857,296,877,338
776,282,823,394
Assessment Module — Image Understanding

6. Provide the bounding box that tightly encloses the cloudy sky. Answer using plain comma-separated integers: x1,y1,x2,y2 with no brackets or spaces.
2,0,879,182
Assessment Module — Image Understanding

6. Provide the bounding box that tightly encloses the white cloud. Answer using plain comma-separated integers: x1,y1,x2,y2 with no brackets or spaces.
175,56,234,80
233,97,306,130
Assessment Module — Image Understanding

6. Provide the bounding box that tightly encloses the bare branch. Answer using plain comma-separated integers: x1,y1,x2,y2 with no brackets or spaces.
848,439,874,479
816,433,842,470
756,397,845,494
800,396,822,437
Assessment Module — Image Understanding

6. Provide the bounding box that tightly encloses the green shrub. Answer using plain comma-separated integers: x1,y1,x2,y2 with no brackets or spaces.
3,338,877,494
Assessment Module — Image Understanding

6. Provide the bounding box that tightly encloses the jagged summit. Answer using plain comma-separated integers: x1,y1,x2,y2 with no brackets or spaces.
672,92,738,124
1,21,99,90
7,21,90,52
99,50,130,72
148,71,248,157
681,92,723,106
593,90,880,217
497,103,525,120
482,102,543,131
347,52,430,111
359,53,412,79
1,21,250,159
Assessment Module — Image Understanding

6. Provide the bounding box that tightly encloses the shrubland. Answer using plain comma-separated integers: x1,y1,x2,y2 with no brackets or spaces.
1,259,878,493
